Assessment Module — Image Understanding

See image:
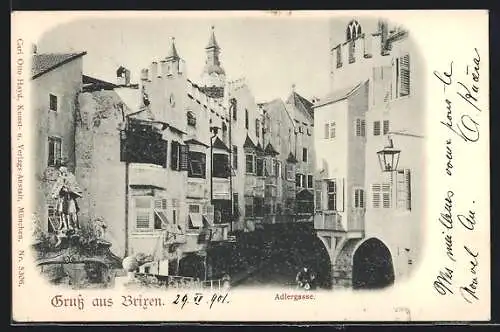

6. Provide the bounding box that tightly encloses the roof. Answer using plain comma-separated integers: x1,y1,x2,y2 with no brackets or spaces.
255,142,264,154
185,138,209,148
32,52,87,79
313,80,367,108
166,38,180,60
206,26,220,49
286,91,314,119
212,137,230,152
243,135,257,149
286,152,298,163
264,143,279,156
82,75,117,92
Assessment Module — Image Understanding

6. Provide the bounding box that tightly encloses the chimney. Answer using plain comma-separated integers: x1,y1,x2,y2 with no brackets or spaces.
140,68,149,81
116,66,131,86
379,20,389,55
150,61,158,79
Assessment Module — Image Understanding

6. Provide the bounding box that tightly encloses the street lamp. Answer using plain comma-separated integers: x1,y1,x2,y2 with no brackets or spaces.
377,136,401,172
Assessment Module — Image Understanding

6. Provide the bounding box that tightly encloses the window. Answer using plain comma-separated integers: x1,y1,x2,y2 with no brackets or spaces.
188,151,206,178
187,111,196,127
189,204,200,213
254,197,264,217
274,160,282,178
372,183,391,208
307,175,313,189
265,158,275,176
396,169,412,210
323,122,337,139
245,109,249,129
353,188,365,208
327,180,337,211
256,119,260,138
383,120,390,135
286,164,294,181
171,141,188,171
296,173,303,187
232,145,238,170
213,153,230,178
373,121,381,136
256,158,264,176
336,47,342,68
47,136,62,167
299,126,304,134
233,193,239,216
302,148,308,162
348,40,356,64
245,153,255,174
233,103,237,121
315,181,323,211
134,196,166,232
355,118,366,137
245,196,254,217
346,20,362,41
49,94,58,112
399,54,410,97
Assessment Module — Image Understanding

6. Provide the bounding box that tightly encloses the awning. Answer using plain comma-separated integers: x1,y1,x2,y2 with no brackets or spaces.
154,209,169,225
189,213,204,228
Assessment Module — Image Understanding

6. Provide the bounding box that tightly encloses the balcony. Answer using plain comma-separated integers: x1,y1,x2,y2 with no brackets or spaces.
213,178,230,200
129,164,166,189
314,211,343,231
314,210,364,238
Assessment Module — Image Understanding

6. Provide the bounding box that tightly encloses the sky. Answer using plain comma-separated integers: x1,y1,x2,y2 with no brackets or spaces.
36,15,344,103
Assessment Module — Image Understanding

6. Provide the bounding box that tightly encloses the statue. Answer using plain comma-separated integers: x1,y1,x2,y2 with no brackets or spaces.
50,165,83,232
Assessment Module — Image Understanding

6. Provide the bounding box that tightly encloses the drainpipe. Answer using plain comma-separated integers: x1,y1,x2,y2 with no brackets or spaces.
124,159,129,257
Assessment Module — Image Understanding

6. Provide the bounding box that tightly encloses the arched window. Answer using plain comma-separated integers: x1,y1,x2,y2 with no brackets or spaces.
346,20,362,41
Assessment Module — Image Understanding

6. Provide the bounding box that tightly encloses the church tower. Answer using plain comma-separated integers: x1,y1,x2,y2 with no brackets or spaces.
200,26,226,100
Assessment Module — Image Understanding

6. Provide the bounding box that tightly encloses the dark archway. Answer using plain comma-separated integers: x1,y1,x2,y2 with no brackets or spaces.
352,238,394,289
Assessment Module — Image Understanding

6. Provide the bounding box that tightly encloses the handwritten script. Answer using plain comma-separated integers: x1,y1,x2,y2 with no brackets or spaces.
432,48,483,304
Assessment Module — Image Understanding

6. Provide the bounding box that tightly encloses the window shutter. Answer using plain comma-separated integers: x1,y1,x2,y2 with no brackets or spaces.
324,123,329,139
171,141,179,170
372,184,381,208
180,144,189,171
354,189,360,208
383,120,390,135
399,54,410,97
361,120,366,136
373,121,381,136
337,178,345,212
162,140,168,168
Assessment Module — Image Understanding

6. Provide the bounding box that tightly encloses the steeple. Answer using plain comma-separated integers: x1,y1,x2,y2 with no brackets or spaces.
206,25,220,50
201,25,226,100
166,37,180,61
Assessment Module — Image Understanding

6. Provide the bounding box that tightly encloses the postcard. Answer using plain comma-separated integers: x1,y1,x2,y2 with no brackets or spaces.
11,10,490,322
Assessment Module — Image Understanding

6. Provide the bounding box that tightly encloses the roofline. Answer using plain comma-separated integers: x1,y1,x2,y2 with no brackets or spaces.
32,51,87,79
312,80,367,109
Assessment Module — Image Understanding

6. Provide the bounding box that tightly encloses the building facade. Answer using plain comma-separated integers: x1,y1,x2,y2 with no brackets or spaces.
31,49,86,237
313,18,424,288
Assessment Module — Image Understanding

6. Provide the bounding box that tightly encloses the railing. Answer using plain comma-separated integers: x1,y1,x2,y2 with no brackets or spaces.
314,211,343,231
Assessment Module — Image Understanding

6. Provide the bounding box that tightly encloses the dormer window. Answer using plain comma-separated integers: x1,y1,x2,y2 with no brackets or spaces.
187,111,196,127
